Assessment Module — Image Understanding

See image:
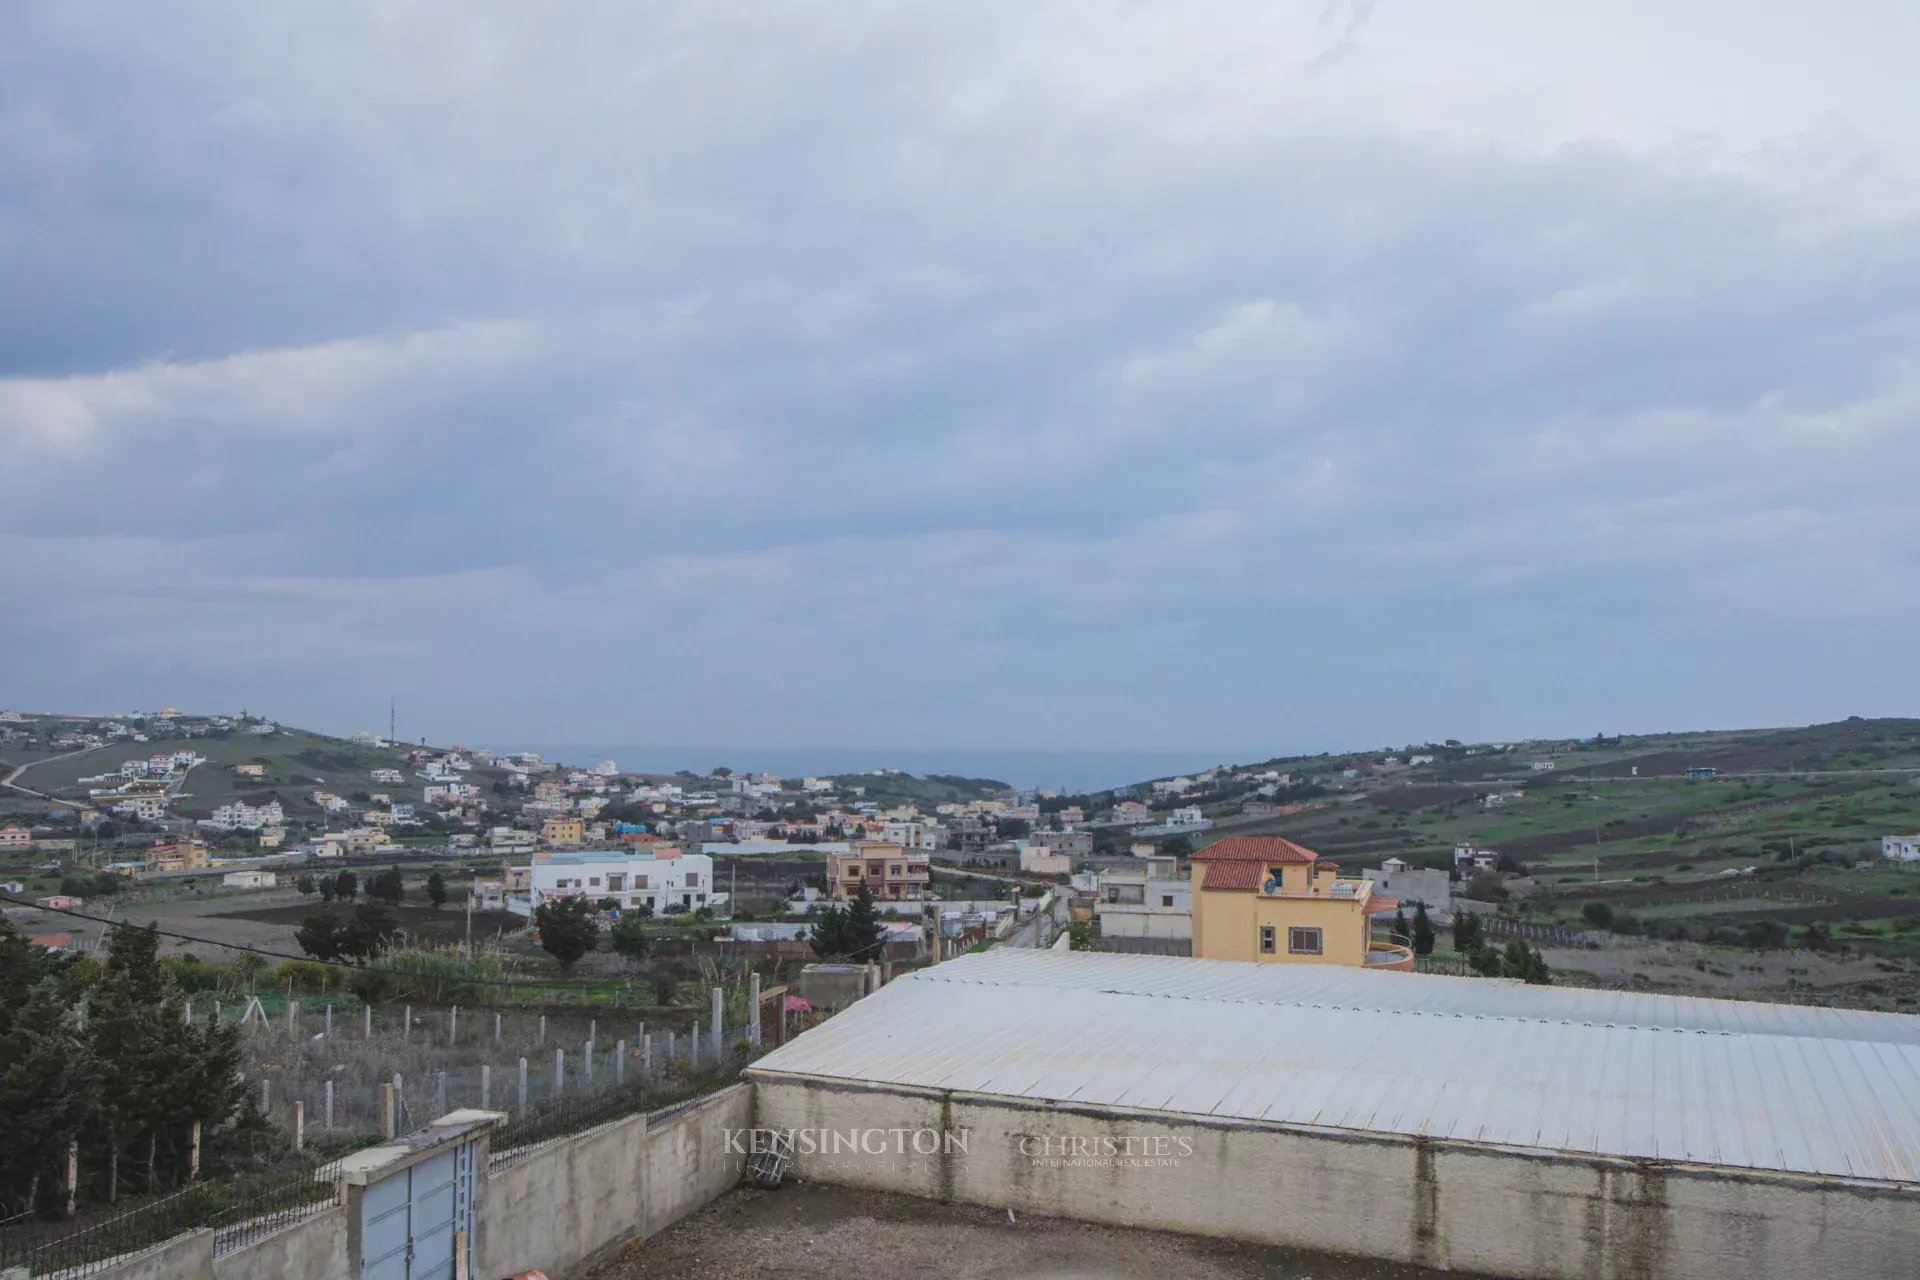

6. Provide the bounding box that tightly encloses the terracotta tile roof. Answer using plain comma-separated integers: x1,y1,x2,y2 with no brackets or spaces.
1197,860,1265,892
1191,836,1320,864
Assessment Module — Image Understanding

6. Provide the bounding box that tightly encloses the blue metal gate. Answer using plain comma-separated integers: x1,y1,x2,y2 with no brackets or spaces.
360,1140,476,1279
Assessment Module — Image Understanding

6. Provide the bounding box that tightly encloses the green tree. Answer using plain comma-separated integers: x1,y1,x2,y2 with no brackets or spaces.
1500,940,1552,985
534,899,599,973
1580,902,1615,930
809,884,887,961
426,871,448,910
295,875,316,897
343,903,396,963
1452,911,1483,953
842,882,886,961
808,904,853,959
0,919,95,1212
1411,903,1435,956
86,923,246,1201
370,865,404,906
334,870,357,901
609,915,652,966
317,876,336,902
1393,905,1411,941
1068,921,1099,951
297,904,392,965
296,908,351,963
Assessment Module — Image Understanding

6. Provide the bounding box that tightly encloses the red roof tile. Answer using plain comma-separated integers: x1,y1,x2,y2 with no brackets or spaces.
1363,895,1399,916
1198,860,1265,892
1191,836,1320,864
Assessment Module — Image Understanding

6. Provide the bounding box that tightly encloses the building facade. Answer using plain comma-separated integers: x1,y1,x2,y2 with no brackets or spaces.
1189,836,1410,969
540,816,585,847
1364,857,1452,916
1090,866,1192,940
144,839,211,873
827,842,931,901
528,849,718,914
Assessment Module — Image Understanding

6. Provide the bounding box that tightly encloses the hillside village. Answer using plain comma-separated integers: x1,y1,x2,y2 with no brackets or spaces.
7,708,1920,1003
6,709,1920,1280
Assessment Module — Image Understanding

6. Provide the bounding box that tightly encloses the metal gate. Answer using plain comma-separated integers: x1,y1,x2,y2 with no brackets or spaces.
360,1139,476,1280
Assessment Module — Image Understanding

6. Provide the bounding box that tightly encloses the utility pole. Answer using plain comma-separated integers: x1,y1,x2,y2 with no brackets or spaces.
389,695,396,745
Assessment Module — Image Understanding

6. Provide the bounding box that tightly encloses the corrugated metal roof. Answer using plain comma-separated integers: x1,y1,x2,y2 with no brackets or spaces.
750,950,1920,1184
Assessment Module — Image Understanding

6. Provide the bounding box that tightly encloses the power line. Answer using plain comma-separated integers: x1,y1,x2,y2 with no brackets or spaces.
0,892,617,994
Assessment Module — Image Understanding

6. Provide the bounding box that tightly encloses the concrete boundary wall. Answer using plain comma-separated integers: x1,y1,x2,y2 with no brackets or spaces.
91,1084,752,1280
751,1073,1920,1280
480,1083,752,1278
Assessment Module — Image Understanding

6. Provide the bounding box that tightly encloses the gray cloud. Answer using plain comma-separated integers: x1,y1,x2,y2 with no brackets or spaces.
1,2,1917,751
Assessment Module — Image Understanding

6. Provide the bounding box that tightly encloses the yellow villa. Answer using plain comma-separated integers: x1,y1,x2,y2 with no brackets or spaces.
540,815,585,847
1189,836,1412,970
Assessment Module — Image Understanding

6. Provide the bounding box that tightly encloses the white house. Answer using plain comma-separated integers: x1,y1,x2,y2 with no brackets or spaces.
1455,843,1499,871
203,800,284,831
526,848,723,915
881,820,944,851
1883,835,1920,863
113,795,168,820
1017,843,1071,876
1089,864,1192,941
489,827,537,852
1164,806,1206,828
221,870,277,889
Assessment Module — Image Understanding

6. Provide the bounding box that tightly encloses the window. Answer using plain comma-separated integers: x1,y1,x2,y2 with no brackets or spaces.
608,874,625,891
589,877,601,887
1288,927,1323,955
684,872,699,887
1259,925,1276,954
1162,894,1175,907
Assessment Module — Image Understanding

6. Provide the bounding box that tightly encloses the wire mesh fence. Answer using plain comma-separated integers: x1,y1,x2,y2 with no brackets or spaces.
223,995,738,1141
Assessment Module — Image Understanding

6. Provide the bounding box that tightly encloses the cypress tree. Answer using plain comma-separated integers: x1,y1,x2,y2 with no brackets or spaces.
1411,903,1436,956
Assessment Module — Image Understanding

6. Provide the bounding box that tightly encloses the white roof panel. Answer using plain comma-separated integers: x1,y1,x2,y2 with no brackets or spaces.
750,949,1920,1184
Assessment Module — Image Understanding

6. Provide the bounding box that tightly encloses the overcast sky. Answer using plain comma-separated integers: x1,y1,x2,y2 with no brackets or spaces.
3,2,1917,756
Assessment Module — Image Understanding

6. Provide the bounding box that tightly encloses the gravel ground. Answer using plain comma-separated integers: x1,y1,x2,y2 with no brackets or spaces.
589,1183,1494,1280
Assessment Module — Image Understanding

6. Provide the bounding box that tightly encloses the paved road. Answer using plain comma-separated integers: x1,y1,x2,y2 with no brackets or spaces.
1,743,107,811
1005,890,1069,949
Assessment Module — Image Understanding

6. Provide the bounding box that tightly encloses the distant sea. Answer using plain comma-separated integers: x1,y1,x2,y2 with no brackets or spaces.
480,745,1263,795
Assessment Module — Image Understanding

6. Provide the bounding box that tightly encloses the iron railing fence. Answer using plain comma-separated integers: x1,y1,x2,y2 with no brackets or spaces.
0,1159,343,1278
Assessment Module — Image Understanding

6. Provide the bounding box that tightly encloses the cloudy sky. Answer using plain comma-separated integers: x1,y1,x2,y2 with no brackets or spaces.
3,2,1917,758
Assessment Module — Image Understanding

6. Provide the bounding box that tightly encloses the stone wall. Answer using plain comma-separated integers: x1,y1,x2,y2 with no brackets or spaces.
751,1073,1920,1280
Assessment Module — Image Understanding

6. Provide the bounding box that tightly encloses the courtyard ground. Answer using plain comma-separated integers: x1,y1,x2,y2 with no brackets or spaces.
589,1183,1492,1280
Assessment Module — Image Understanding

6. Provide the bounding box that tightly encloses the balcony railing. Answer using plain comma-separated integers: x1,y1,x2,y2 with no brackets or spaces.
1260,876,1370,898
